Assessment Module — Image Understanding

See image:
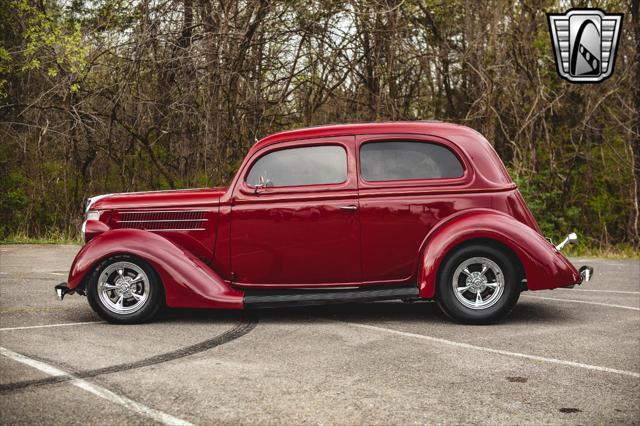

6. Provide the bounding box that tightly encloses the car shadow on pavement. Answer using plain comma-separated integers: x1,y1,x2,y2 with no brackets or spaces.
155,299,572,326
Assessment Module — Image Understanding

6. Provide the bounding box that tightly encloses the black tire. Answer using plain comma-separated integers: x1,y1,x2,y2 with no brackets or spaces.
87,254,164,324
436,244,521,324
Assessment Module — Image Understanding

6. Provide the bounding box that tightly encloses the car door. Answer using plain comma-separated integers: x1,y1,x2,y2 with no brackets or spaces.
230,136,361,287
356,134,471,284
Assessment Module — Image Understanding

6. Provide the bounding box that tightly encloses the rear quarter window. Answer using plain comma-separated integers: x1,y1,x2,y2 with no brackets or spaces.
360,141,464,182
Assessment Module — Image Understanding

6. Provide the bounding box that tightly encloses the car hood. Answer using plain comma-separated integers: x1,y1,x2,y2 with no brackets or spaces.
88,187,228,211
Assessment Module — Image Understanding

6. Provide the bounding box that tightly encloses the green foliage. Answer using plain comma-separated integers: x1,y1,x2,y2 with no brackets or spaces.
0,45,10,98
0,172,29,240
510,167,578,242
2,0,87,97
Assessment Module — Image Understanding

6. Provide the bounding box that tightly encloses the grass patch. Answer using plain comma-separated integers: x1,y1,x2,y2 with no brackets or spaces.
563,245,639,259
0,232,81,245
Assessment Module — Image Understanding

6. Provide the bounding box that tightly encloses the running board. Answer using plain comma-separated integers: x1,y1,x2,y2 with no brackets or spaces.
244,285,419,309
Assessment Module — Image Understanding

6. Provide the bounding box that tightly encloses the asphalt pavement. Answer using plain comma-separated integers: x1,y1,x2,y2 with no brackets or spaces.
1,245,639,425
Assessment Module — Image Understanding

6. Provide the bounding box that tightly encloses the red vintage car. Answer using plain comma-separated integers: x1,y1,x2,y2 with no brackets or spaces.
55,122,593,324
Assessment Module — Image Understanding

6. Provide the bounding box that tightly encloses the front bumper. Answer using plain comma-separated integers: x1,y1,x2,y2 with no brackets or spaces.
54,283,72,301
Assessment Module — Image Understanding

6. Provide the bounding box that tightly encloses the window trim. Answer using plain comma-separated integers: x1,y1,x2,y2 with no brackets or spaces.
241,142,351,193
357,135,471,188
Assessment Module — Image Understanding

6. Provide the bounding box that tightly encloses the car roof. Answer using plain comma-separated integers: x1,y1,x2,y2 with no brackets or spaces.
253,121,472,150
250,121,513,187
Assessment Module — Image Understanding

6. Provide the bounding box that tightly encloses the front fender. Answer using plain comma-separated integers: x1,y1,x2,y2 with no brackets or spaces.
418,210,580,298
68,229,243,309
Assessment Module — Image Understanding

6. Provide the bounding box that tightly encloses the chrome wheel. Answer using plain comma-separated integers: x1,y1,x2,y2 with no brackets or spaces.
97,261,150,315
452,256,505,310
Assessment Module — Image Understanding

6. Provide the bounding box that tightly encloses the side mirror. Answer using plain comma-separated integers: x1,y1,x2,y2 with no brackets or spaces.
556,232,578,251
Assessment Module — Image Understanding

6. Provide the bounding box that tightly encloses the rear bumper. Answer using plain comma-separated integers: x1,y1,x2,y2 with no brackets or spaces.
563,265,594,289
578,265,594,283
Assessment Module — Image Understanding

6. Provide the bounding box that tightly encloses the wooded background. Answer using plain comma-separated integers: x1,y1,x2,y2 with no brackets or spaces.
1,0,639,251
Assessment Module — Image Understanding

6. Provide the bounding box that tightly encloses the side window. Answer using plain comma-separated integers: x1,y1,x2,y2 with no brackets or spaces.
246,145,347,188
360,141,464,182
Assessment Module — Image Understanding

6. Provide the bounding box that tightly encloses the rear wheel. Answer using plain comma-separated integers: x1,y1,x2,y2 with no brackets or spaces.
436,244,520,324
87,254,163,324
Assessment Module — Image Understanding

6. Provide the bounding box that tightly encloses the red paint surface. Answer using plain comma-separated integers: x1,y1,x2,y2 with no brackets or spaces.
417,209,579,298
230,136,362,286
67,122,580,309
68,229,242,309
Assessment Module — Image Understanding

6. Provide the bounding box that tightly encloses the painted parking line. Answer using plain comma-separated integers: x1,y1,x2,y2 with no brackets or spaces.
523,295,640,311
1,306,70,314
0,321,103,332
347,323,640,378
556,288,640,295
574,259,628,266
0,347,194,426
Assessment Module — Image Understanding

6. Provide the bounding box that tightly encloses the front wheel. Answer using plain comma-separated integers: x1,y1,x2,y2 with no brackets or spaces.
87,254,164,324
436,245,520,324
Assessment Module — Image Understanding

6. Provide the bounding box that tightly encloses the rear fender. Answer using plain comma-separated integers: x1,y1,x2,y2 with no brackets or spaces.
418,210,580,298
68,229,243,309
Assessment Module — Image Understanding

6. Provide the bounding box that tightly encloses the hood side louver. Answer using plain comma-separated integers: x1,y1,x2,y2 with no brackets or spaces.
114,210,208,231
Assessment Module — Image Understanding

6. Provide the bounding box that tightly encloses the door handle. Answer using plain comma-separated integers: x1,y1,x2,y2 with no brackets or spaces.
338,205,358,211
